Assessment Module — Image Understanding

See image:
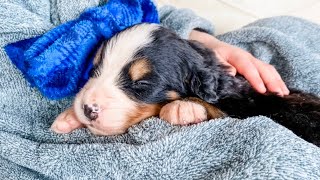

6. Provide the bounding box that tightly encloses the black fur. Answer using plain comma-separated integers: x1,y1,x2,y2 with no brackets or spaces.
184,34,320,146
115,25,320,146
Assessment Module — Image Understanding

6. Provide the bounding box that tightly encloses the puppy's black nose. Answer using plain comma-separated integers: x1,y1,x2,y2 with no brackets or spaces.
83,104,100,121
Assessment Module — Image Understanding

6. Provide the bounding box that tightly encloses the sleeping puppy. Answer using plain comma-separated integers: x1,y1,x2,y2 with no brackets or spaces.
51,24,320,146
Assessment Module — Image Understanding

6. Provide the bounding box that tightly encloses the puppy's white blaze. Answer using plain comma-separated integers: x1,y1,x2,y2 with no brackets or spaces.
101,24,159,83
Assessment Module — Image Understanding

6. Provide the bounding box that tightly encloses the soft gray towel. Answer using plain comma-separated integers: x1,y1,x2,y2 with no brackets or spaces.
0,1,319,179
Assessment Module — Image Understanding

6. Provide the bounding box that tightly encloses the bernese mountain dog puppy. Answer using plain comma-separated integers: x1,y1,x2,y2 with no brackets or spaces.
51,24,320,146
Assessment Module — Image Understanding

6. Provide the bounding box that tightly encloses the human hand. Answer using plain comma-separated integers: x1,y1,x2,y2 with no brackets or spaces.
189,30,289,96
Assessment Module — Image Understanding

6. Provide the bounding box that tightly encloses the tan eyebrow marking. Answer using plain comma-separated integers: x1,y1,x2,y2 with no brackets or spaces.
128,58,151,81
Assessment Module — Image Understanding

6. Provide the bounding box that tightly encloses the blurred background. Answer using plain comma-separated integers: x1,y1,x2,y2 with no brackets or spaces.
155,0,320,35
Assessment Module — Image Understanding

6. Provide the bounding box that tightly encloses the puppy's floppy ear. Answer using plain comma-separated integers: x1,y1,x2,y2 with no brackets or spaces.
189,65,219,104
186,40,222,104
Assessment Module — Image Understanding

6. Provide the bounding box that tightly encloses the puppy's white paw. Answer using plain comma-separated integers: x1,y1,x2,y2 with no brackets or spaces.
160,100,207,125
51,108,84,134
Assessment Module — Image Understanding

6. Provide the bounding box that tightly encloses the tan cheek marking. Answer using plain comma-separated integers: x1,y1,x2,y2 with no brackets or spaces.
129,58,151,81
185,97,226,119
126,103,163,126
166,91,180,101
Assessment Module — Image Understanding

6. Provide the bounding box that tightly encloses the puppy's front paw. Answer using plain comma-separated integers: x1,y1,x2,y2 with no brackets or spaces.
160,100,207,125
51,108,84,134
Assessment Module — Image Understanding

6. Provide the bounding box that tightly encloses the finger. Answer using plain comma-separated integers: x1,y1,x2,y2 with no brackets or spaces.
221,61,237,76
281,81,290,95
268,66,290,95
251,60,286,96
230,57,267,94
214,50,237,76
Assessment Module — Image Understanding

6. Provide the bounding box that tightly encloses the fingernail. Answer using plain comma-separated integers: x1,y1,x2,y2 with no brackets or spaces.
275,88,283,97
284,87,290,95
258,83,267,93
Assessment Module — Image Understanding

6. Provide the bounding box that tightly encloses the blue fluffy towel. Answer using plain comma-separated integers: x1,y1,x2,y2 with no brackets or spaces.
4,0,159,99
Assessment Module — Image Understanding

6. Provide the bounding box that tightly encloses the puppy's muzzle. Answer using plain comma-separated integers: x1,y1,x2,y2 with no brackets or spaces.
83,103,100,121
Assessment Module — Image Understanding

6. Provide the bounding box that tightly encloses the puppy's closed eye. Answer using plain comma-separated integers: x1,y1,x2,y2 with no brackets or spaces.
90,65,102,78
93,41,106,66
133,80,151,86
90,42,107,78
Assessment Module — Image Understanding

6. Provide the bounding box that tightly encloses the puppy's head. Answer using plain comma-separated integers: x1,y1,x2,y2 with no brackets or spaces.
74,24,223,135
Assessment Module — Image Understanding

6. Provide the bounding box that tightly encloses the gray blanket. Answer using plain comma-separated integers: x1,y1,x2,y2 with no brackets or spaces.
1,1,320,179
